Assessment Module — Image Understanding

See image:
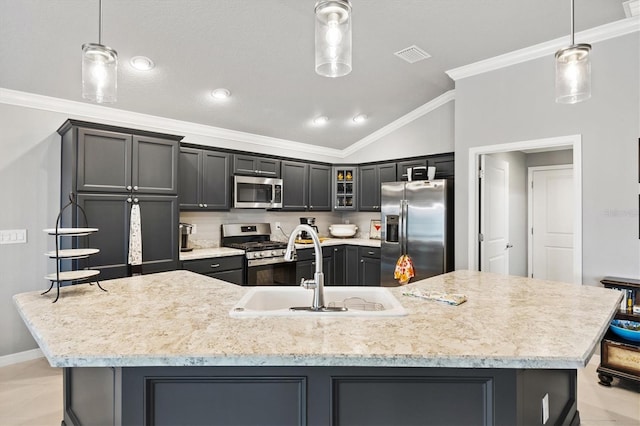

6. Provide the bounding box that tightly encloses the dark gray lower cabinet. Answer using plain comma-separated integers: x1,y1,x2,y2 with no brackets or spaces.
331,245,359,285
74,194,178,280
63,366,579,426
359,247,381,286
296,247,332,285
181,256,244,285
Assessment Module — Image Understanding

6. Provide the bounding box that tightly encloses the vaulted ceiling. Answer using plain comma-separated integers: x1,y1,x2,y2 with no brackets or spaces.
0,0,630,149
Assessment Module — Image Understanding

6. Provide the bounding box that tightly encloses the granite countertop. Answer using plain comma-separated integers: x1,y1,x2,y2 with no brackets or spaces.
181,238,380,261
180,247,245,261
14,270,620,369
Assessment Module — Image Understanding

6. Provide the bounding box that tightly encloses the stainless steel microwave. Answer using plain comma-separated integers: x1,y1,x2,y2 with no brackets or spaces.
234,175,283,209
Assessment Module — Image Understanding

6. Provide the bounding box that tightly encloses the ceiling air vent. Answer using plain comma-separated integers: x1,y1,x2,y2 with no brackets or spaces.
623,0,639,17
394,45,431,64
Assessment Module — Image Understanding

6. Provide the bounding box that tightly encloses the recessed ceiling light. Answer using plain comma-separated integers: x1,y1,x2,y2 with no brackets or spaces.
130,56,154,71
211,88,231,99
313,116,329,125
353,113,368,123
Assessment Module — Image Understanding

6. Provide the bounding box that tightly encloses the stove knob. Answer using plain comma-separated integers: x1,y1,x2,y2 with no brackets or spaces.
255,252,263,258
271,250,278,256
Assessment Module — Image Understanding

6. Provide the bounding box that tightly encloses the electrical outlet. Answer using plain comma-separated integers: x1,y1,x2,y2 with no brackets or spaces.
0,229,27,244
275,222,281,229
191,224,197,235
542,393,549,424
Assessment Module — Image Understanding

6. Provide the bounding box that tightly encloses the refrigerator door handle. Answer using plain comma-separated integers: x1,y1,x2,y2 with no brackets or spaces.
400,199,408,255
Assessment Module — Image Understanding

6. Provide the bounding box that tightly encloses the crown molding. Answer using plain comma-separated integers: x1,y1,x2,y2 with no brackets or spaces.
446,17,640,81
0,88,344,158
341,90,455,158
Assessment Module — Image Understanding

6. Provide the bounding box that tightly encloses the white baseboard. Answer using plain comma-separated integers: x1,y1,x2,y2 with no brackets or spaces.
0,348,44,367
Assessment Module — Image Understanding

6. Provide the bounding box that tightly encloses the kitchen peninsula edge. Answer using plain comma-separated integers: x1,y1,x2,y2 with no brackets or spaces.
14,270,621,425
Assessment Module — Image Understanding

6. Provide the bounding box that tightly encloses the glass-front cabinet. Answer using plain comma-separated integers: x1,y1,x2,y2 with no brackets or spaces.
333,166,357,211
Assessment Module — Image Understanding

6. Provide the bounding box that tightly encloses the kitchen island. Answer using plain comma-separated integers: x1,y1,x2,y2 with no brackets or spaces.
14,270,620,425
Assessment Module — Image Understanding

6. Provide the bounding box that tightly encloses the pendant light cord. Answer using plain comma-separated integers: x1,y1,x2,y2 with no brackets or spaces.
98,0,103,45
570,0,575,46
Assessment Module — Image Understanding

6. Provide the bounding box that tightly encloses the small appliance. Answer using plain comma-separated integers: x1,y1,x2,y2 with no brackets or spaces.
234,175,283,209
299,217,318,239
179,222,194,252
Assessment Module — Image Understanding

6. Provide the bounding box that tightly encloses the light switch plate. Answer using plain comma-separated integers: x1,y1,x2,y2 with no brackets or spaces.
0,229,27,244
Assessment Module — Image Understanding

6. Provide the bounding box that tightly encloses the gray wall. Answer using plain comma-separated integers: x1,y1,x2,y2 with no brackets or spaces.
342,101,455,163
526,149,573,167
0,99,453,357
455,33,640,286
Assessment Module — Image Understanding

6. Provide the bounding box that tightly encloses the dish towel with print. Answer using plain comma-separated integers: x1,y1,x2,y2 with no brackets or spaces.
128,203,142,266
394,254,415,285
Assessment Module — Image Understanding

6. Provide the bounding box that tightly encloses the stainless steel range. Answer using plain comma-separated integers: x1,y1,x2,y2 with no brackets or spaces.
221,223,296,286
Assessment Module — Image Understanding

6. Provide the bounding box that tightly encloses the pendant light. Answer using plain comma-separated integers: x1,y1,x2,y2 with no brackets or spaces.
555,0,591,104
82,0,117,103
315,0,352,78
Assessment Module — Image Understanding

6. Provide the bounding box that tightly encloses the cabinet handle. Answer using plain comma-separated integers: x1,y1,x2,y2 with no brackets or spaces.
133,198,139,203
126,185,132,191
127,197,132,203
368,251,375,255
210,264,220,268
309,206,313,209
360,259,364,263
199,204,204,208
203,204,208,208
334,248,338,252
133,185,139,191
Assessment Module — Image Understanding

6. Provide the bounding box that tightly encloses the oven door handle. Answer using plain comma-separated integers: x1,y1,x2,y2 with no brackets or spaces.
247,257,288,267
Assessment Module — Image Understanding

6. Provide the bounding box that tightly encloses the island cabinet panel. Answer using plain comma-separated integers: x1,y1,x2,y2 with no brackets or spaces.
64,366,579,426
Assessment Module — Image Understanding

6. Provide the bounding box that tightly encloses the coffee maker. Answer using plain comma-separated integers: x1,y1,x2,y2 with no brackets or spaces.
179,222,193,252
299,217,318,240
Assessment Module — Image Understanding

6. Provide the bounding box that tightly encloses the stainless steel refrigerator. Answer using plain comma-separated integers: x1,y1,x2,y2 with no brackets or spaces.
380,179,448,286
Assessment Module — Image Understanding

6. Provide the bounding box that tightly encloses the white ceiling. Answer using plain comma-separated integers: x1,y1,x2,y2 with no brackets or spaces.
0,0,629,150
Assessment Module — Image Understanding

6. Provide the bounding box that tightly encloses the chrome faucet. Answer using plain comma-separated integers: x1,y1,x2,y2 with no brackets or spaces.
285,224,325,310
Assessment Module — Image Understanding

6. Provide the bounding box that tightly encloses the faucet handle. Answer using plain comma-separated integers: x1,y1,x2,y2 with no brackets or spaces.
300,278,317,290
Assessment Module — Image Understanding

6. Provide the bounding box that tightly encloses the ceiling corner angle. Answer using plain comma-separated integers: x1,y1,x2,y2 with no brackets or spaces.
445,17,640,81
340,90,455,158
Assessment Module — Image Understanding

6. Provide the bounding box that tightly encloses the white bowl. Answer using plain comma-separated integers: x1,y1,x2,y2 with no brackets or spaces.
329,224,358,238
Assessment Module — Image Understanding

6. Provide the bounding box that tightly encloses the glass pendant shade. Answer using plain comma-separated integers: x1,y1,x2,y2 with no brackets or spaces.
555,43,591,104
315,0,352,78
82,43,118,103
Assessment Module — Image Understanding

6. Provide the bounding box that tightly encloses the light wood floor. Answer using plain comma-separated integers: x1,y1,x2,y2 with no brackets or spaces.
0,354,638,425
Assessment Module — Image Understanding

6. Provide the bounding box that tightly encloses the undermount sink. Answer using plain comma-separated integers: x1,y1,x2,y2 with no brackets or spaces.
230,286,407,317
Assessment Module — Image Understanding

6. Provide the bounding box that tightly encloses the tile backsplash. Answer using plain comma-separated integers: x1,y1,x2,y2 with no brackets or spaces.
180,210,381,248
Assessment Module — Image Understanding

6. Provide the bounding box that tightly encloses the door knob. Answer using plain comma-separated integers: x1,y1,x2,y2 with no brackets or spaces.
506,244,513,249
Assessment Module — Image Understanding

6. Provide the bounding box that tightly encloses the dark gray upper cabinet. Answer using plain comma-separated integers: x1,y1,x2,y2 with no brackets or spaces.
70,125,179,195
281,161,331,211
307,164,331,211
179,147,230,210
430,154,455,179
358,163,396,211
281,161,308,210
233,154,280,177
58,120,183,280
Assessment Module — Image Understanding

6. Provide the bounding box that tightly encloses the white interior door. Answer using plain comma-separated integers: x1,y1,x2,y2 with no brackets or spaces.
480,155,510,274
528,166,574,282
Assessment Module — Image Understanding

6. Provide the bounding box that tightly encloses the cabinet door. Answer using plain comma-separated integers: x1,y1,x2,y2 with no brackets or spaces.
323,256,333,286
332,246,345,286
137,195,179,274
345,246,360,285
296,259,315,283
358,165,378,211
430,154,454,179
282,161,308,210
201,151,231,210
360,256,381,286
233,155,257,175
397,159,427,181
308,164,331,211
132,135,179,195
256,158,281,177
178,148,202,209
379,163,397,185
77,128,132,193
75,193,130,280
